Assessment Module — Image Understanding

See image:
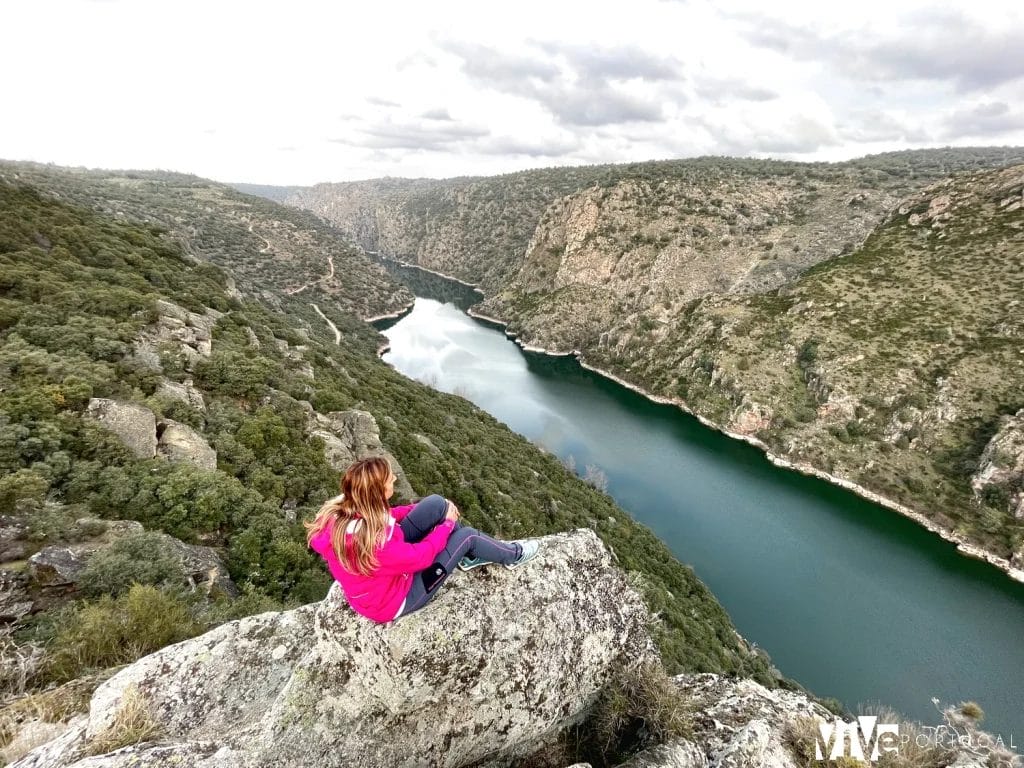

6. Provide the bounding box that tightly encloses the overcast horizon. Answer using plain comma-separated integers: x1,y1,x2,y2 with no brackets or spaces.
4,0,1024,186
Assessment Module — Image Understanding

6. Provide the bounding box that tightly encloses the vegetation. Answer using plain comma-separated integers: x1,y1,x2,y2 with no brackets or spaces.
586,662,694,766
82,685,162,757
2,161,412,322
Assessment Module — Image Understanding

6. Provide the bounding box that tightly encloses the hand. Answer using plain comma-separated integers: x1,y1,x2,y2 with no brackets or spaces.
444,499,460,523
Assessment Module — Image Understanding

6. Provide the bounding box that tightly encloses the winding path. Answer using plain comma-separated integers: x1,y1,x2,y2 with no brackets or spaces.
312,303,341,344
285,252,336,296
247,222,272,254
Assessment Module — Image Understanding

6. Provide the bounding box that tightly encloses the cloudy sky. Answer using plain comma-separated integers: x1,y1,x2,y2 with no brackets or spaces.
3,0,1024,185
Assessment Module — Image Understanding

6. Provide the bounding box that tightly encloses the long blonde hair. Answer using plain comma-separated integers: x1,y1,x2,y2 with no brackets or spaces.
305,456,394,576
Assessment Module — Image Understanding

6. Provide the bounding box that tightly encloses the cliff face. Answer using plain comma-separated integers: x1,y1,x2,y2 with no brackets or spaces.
287,152,1024,576
490,165,1024,575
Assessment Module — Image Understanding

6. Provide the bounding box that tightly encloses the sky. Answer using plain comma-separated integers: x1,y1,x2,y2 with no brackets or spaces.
3,0,1024,185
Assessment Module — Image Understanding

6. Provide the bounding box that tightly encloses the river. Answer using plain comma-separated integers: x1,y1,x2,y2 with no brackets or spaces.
374,262,1024,744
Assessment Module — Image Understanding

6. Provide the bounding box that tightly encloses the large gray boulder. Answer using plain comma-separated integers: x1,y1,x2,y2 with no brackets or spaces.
156,419,217,471
85,399,157,459
14,529,656,768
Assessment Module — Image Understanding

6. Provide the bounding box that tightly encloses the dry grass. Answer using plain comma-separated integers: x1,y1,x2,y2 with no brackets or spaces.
587,661,694,766
0,670,110,756
83,684,162,757
0,634,43,704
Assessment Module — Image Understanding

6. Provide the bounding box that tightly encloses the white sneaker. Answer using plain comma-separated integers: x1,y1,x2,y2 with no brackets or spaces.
505,539,541,569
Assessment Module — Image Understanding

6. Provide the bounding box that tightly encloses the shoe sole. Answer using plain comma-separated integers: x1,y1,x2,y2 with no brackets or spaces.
457,561,491,572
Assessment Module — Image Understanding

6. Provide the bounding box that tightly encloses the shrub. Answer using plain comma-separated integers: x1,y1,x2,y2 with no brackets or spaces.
958,701,984,722
42,585,201,683
77,531,187,598
798,339,819,367
0,469,48,510
581,662,693,767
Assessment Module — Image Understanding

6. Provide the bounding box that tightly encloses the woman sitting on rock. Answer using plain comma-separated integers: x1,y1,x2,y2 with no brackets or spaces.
305,456,540,623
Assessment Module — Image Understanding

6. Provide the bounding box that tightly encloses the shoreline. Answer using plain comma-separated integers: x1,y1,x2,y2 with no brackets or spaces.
377,254,487,295
363,298,416,325
464,307,1024,585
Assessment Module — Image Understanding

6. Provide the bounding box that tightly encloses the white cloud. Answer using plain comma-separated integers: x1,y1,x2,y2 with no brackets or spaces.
0,0,1022,184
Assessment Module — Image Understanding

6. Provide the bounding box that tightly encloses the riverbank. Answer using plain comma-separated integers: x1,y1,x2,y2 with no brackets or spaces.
463,306,1024,586
381,255,487,294
363,298,415,324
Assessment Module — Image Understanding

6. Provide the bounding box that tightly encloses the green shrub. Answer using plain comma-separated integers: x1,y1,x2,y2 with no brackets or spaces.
0,469,48,509
580,661,693,767
77,532,187,598
42,585,201,683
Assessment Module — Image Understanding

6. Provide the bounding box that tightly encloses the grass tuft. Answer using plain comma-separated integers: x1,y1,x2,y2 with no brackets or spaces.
84,684,162,757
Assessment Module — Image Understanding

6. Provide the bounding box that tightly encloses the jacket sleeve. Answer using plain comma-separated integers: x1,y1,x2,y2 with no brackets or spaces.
389,503,417,522
374,519,456,576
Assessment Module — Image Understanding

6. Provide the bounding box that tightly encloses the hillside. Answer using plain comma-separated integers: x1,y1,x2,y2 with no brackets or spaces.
283,149,1024,576
2,162,411,324
0,169,793,758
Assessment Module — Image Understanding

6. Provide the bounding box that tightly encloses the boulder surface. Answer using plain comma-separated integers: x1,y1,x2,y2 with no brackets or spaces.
13,528,656,768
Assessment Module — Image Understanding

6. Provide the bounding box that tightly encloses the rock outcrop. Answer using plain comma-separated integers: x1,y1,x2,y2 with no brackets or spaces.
25,520,236,606
86,399,218,472
309,409,416,501
84,399,157,459
13,529,656,768
156,418,217,471
154,378,206,411
972,408,1024,520
132,299,223,375
624,673,833,768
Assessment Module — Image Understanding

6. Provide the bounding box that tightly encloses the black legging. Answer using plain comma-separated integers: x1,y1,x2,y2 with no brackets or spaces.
397,495,522,617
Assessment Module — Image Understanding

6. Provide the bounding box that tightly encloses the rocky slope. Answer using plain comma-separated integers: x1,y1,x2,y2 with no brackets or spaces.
283,150,1024,577
11,530,656,767
487,164,1024,576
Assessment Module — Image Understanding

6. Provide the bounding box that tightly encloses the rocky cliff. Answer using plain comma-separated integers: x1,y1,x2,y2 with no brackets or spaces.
1,173,792,766
503,164,1024,577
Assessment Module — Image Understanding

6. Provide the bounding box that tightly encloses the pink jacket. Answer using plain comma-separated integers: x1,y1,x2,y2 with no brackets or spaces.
309,503,456,623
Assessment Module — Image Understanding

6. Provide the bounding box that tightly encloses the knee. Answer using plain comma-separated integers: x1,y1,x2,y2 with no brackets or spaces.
423,494,447,513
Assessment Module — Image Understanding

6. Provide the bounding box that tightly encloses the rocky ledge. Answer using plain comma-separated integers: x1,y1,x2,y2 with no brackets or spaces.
13,529,656,768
